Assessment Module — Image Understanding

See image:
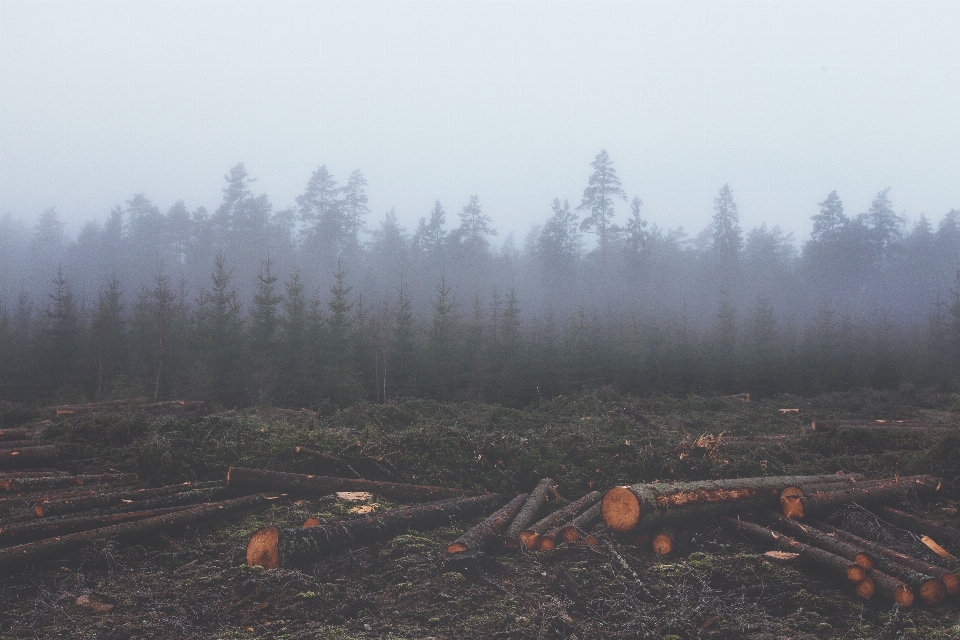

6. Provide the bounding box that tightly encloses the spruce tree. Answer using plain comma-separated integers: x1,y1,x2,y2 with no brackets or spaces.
90,274,125,399
578,149,626,257
249,258,283,406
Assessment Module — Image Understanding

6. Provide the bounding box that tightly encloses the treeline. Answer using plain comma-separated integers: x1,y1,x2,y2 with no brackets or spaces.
2,150,960,405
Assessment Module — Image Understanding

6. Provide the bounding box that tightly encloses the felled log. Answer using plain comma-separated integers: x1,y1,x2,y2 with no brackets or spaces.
781,475,940,520
558,502,603,543
0,445,57,469
719,435,798,449
34,482,224,517
720,517,866,584
247,493,502,569
503,477,555,548
0,471,69,479
139,400,206,414
0,487,103,512
523,491,602,550
294,446,362,479
49,398,149,416
0,504,196,544
0,429,28,441
814,520,955,601
866,569,915,606
811,420,952,433
875,506,960,547
603,474,862,533
1,494,267,572
0,473,137,492
446,493,528,555
652,528,676,555
769,513,874,569
226,467,469,503
779,475,935,518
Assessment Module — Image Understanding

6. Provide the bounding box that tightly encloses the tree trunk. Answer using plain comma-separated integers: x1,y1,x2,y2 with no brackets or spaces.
769,513,874,568
867,569,915,606
813,520,953,602
0,504,196,544
559,502,603,543
720,516,867,584
0,445,57,469
0,473,137,492
781,476,940,520
652,528,676,555
0,471,70,479
523,491,602,550
247,493,502,569
603,474,863,533
875,506,960,547
446,493,528,555
294,446,362,479
0,429,28,442
226,467,469,503
503,477,555,548
811,420,952,433
34,482,225,518
779,475,937,518
1,494,267,572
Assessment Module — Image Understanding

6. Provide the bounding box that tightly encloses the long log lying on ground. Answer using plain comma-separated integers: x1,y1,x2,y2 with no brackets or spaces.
525,491,603,550
769,513,874,569
719,435,798,449
247,493,502,569
811,420,953,433
0,487,102,512
720,517,869,586
1,494,267,572
226,467,469,503
34,482,224,517
875,506,960,547
0,429,28,442
503,477,555,548
603,474,862,533
558,502,603,543
0,445,57,469
0,504,197,544
139,400,207,414
49,398,149,415
779,475,938,518
0,471,70,480
294,446,362,479
782,476,940,520
446,493,528,555
814,520,957,600
0,473,137,492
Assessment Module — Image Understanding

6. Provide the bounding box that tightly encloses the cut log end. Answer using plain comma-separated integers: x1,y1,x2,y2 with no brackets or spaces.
519,530,539,549
303,517,321,529
559,526,579,543
854,552,874,570
856,577,875,599
652,531,674,555
919,578,947,605
780,487,805,519
536,536,556,551
895,585,915,607
446,542,469,555
942,572,960,595
247,526,280,569
34,504,46,517
601,486,640,532
847,565,866,583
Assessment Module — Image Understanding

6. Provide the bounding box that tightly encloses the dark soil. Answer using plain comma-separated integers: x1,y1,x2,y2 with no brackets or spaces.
1,386,959,639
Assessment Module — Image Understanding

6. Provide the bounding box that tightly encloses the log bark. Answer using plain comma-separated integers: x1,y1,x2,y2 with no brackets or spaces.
0,473,137,492
0,429,28,442
868,569,916,607
1,494,267,572
855,576,875,599
503,477,555,548
226,467,469,503
813,520,954,602
34,482,224,517
524,491,602,550
294,446,362,479
49,398,149,416
0,445,57,469
875,505,960,547
811,420,952,433
781,476,940,520
769,513,874,569
720,517,866,583
0,505,196,544
0,487,103,512
559,502,603,543
603,474,863,533
779,475,937,518
652,528,676,555
247,493,502,569
446,493,528,555
720,435,798,449
0,471,70,479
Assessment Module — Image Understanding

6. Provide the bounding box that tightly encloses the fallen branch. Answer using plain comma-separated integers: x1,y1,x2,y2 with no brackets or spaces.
227,467,469,503
294,446,362,479
813,520,954,602
503,477,555,548
0,504,196,544
768,513,874,569
446,493,528,555
603,474,863,533
781,475,940,520
525,491,602,550
247,493,502,569
1,494,267,572
875,505,960,547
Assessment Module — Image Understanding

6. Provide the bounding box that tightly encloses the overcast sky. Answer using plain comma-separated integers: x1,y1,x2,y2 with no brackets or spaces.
2,1,959,244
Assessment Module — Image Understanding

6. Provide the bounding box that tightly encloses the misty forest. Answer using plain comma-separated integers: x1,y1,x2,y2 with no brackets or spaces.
2,149,958,408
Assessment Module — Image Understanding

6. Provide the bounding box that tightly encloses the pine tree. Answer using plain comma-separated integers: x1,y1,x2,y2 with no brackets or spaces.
43,264,82,398
249,258,283,406
712,184,743,264
427,272,460,399
392,281,417,398
811,191,846,242
297,165,341,252
578,149,626,257
537,198,580,275
453,195,497,251
277,270,311,406
324,262,360,405
90,275,125,399
865,187,903,266
195,253,245,405
623,196,648,258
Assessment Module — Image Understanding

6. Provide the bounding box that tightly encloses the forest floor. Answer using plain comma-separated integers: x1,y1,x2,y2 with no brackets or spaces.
1,386,959,639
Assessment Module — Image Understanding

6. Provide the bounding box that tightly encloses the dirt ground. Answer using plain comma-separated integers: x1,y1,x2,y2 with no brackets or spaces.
1,387,959,639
